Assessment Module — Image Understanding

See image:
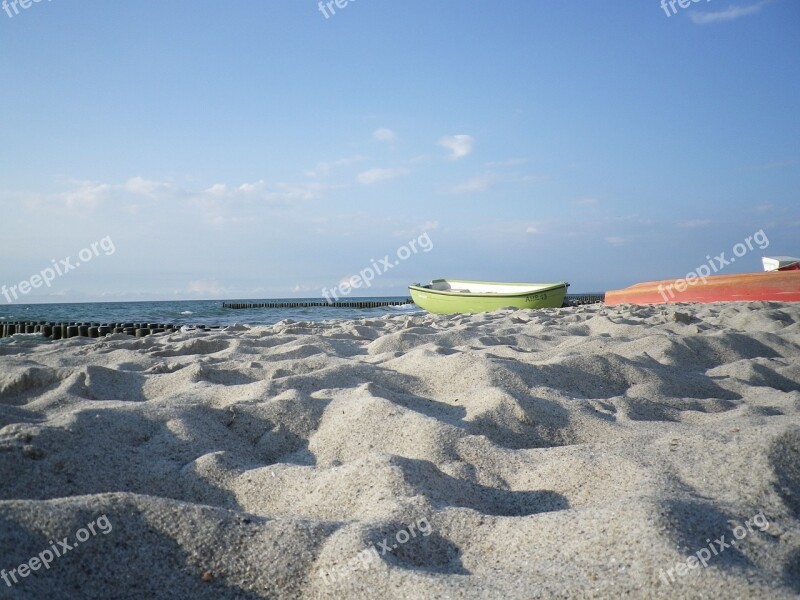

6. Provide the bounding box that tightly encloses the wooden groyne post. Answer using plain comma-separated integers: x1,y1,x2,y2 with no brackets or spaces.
222,299,415,309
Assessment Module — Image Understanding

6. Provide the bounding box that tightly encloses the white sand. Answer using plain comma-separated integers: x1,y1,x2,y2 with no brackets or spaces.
1,302,799,599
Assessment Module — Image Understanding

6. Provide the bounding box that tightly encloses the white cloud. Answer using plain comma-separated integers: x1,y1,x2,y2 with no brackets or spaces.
439,134,474,160
605,236,626,246
123,176,171,196
237,180,266,193
446,172,544,194
690,1,770,24
305,156,365,178
48,175,331,225
420,220,439,231
202,180,327,203
186,280,226,296
373,128,396,142
472,219,545,238
356,167,410,185
271,182,329,201
447,175,496,194
56,176,174,209
60,181,113,209
205,183,228,196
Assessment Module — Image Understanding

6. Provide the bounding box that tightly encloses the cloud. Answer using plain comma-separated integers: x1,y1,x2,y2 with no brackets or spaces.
237,180,266,194
123,176,172,196
372,128,396,142
447,175,496,194
439,134,474,160
56,176,174,209
305,156,365,178
605,236,626,246
60,181,113,209
204,180,271,197
690,1,770,24
472,219,545,238
205,183,228,196
419,220,439,231
446,172,545,194
186,280,226,296
48,175,330,225
356,167,410,185
200,180,328,203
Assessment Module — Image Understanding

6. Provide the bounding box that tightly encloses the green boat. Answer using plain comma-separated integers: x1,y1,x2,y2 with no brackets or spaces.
408,279,569,314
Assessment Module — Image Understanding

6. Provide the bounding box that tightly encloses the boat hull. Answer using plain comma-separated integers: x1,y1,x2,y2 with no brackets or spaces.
409,280,569,314
605,271,800,306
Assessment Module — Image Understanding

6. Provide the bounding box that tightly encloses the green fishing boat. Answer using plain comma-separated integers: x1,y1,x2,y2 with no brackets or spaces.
408,279,569,314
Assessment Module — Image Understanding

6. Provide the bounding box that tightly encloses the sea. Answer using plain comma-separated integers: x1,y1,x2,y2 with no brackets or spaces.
0,297,423,328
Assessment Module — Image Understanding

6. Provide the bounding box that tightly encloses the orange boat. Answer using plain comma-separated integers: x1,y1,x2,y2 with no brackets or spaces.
605,270,800,306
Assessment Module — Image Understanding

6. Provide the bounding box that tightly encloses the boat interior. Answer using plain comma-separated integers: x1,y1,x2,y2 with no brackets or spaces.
420,280,564,294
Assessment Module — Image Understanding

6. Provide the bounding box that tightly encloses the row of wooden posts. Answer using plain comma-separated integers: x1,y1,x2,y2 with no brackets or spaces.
222,299,415,309
1,295,605,341
562,294,605,306
0,321,216,340
222,294,605,310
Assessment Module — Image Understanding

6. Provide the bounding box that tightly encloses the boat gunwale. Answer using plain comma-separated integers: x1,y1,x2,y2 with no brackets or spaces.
408,280,569,299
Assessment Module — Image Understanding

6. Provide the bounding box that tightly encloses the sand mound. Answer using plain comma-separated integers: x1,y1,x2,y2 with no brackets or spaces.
0,302,799,598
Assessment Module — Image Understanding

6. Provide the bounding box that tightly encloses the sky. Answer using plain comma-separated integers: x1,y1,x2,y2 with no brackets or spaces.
1,0,798,303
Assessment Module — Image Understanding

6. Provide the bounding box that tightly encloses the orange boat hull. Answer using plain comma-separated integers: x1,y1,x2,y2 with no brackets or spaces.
605,271,800,306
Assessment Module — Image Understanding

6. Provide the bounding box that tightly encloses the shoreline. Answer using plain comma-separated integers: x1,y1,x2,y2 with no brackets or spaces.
1,302,798,598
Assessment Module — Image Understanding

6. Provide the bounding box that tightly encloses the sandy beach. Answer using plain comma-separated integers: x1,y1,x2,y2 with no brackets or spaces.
1,302,799,599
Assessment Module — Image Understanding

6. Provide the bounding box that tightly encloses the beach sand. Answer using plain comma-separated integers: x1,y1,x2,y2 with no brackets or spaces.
1,302,799,599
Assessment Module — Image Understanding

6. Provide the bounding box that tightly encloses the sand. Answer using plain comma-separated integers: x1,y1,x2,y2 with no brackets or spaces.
0,302,799,599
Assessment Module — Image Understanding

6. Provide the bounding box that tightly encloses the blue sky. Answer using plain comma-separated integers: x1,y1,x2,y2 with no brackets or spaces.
1,0,798,302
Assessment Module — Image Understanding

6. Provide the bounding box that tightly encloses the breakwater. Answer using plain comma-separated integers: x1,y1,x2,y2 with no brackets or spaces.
0,321,212,340
222,299,414,309
562,293,605,306
222,294,605,310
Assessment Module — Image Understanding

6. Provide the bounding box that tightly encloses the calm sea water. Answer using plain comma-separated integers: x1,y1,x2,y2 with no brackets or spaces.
0,298,422,327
